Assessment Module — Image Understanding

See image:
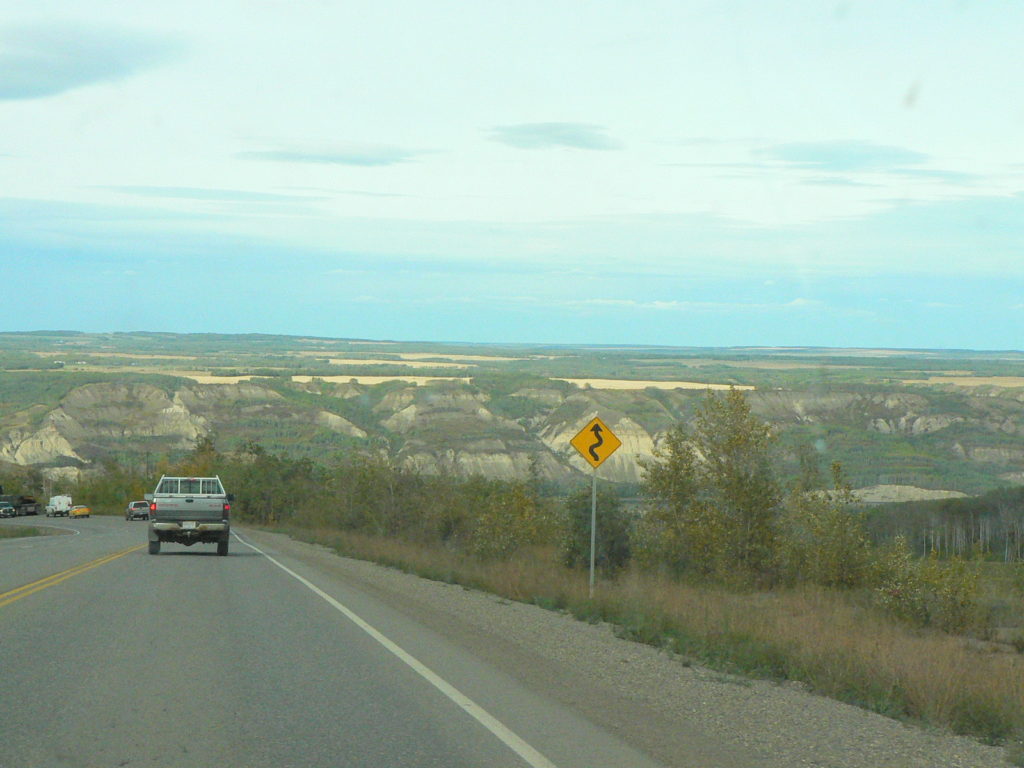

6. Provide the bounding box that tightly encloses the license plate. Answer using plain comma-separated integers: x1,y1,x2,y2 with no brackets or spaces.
182,521,197,530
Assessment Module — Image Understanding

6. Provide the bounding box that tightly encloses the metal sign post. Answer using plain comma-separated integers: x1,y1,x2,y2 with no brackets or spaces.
570,416,622,598
589,465,597,597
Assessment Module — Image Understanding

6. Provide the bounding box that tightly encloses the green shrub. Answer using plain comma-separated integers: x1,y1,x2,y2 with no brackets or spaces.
560,485,631,573
872,536,980,632
778,465,872,588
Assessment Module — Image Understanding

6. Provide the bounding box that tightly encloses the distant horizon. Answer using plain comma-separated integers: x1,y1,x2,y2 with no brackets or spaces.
3,328,1022,357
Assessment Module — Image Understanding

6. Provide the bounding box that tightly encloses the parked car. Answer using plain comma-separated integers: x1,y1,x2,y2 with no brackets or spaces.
126,500,150,521
69,505,91,519
0,503,15,518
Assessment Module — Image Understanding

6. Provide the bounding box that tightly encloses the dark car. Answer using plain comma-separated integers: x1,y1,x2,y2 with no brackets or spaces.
126,500,150,521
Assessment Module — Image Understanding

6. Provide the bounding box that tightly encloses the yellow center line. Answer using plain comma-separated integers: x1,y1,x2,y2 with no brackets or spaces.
0,544,145,609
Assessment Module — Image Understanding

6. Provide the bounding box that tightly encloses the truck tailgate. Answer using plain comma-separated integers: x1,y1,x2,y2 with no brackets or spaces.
154,498,225,520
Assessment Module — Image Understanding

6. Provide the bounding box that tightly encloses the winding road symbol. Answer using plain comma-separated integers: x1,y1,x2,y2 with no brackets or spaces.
570,417,622,469
587,423,604,461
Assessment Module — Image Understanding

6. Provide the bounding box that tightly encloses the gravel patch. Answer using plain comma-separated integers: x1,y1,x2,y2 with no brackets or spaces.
243,528,1013,768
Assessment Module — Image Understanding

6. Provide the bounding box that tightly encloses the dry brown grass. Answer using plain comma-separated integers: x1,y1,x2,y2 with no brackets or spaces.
286,527,1024,745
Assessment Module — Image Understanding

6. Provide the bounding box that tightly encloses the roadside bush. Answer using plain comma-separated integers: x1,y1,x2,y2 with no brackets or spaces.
465,480,557,560
778,464,872,588
560,485,631,573
872,536,980,632
872,536,930,624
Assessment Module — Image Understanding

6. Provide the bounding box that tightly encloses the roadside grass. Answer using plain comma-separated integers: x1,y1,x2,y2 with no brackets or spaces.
282,525,1024,749
0,524,65,539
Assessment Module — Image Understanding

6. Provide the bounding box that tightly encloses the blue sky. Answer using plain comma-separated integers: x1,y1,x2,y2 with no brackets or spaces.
2,0,1022,349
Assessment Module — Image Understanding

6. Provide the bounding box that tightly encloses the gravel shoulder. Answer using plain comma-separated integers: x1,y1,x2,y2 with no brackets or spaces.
241,527,1011,768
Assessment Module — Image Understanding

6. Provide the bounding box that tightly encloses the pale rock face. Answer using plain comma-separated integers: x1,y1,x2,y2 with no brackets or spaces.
1,422,84,465
750,391,861,422
402,448,567,482
315,411,367,438
55,383,208,441
381,404,420,433
911,415,963,434
854,485,968,503
1,382,211,467
41,466,82,485
373,388,418,413
332,383,366,399
176,383,283,406
968,446,1024,465
511,388,567,407
870,414,962,436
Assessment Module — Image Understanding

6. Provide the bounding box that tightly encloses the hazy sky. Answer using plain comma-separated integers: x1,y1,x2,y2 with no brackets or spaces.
2,1,1022,349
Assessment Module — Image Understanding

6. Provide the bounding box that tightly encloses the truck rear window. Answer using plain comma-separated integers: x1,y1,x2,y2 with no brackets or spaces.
157,477,223,495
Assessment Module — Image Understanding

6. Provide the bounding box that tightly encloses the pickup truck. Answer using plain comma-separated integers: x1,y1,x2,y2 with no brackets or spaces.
146,476,233,556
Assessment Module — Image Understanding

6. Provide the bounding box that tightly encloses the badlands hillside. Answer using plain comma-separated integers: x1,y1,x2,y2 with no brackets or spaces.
2,336,1024,499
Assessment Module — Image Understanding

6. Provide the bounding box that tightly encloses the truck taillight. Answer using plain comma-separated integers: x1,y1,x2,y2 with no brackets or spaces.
149,502,156,518
223,502,231,517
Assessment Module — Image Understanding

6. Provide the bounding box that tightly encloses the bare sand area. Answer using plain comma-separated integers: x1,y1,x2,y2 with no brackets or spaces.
854,484,968,504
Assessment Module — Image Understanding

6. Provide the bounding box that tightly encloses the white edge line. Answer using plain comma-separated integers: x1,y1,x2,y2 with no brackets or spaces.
233,532,559,768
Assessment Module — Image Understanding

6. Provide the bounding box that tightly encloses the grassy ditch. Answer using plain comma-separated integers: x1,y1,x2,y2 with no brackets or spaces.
282,525,1024,751
0,524,66,539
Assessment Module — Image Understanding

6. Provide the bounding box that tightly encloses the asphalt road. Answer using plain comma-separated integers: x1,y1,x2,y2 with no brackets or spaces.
0,517,666,768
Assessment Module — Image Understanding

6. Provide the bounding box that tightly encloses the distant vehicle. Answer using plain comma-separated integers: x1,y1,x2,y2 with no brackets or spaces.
0,503,15,518
0,485,41,516
46,495,73,517
147,475,232,556
125,500,150,521
69,505,91,519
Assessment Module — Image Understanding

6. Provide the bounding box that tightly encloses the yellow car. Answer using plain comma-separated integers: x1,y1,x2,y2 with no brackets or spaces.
69,505,91,519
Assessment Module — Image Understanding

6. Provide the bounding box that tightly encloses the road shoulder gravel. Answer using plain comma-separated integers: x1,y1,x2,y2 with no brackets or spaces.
239,527,1011,768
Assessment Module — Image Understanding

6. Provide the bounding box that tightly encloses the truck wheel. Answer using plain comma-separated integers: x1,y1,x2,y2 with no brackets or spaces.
148,540,160,555
217,539,229,556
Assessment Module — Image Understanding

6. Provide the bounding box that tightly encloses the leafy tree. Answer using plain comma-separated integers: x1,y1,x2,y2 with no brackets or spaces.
694,388,781,575
466,479,557,560
638,388,782,581
778,462,872,587
220,441,326,526
177,434,221,477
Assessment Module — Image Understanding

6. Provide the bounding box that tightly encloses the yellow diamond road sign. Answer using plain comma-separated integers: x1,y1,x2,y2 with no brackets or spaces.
570,416,622,469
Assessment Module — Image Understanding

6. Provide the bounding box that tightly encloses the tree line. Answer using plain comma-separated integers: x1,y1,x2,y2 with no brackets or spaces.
8,388,1012,634
866,486,1024,563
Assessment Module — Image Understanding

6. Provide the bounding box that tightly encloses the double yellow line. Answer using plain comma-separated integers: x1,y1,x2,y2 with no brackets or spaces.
0,544,144,609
